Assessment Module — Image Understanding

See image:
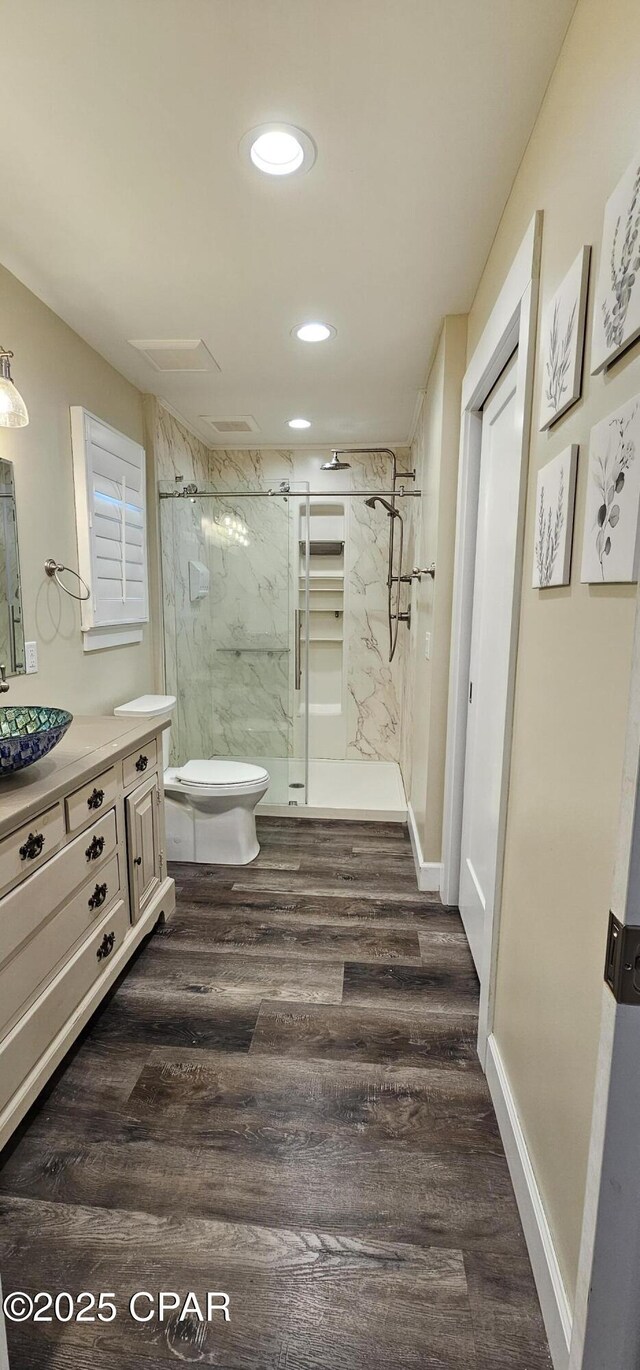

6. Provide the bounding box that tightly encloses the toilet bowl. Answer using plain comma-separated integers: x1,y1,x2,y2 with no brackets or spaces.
114,697,270,866
164,760,270,865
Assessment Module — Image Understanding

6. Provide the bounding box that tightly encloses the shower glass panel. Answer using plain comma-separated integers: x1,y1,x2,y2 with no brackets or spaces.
159,486,309,807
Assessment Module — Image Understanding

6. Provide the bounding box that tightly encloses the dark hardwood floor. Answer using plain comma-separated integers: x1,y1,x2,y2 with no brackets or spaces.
0,816,551,1369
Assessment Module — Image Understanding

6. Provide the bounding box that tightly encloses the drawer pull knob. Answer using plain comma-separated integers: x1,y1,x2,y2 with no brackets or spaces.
19,831,45,861
96,930,115,961
88,881,108,911
86,834,105,862
133,856,142,866
135,754,148,773
87,787,105,811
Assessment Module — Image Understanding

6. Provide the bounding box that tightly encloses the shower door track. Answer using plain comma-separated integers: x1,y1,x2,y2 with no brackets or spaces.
159,488,421,499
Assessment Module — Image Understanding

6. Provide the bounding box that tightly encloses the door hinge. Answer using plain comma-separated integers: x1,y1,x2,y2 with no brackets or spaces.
604,911,640,1004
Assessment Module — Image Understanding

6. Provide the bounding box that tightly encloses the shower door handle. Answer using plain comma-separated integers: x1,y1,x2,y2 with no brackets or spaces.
294,609,302,690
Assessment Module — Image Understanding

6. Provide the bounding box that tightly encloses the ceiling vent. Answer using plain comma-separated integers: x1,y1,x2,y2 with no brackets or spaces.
201,415,261,435
128,339,221,373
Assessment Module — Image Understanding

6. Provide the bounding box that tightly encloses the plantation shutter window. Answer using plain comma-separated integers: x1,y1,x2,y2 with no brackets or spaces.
70,408,149,651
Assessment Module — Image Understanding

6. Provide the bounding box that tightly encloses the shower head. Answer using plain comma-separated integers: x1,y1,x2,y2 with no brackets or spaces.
364,495,400,517
321,450,352,471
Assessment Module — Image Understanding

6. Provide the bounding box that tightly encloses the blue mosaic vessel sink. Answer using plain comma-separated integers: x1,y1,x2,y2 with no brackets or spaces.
0,706,73,776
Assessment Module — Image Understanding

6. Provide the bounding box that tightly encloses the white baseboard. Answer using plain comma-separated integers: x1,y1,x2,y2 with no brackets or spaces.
407,802,442,892
485,1034,572,1370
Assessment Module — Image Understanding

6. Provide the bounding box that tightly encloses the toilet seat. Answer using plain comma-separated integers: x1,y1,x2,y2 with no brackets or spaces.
167,758,270,797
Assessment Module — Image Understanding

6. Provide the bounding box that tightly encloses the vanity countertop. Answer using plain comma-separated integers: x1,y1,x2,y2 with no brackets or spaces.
0,713,170,839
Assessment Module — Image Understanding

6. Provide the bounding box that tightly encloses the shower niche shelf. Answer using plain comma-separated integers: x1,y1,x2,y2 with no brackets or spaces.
301,573,344,589
298,500,346,754
299,540,344,557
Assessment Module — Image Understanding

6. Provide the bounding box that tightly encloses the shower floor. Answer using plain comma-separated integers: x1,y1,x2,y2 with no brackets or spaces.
222,756,407,821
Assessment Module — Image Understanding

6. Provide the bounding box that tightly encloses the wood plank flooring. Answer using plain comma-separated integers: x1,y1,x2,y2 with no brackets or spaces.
0,816,551,1369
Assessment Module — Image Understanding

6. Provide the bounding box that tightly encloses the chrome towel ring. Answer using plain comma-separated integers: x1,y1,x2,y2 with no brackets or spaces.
44,558,90,602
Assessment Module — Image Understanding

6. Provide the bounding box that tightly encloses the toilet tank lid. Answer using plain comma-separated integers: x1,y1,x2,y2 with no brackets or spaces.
114,694,176,718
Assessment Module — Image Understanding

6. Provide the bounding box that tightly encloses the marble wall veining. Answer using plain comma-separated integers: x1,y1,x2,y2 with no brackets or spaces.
208,447,293,491
149,398,412,770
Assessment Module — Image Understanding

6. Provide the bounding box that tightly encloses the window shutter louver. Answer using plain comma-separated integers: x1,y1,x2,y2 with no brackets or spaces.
70,408,149,649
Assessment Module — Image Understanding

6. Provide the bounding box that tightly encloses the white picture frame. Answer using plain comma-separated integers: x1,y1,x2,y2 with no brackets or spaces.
580,394,640,583
592,153,640,373
532,445,578,588
539,247,590,430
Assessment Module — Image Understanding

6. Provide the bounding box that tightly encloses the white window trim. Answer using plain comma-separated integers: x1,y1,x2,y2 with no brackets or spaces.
70,407,148,652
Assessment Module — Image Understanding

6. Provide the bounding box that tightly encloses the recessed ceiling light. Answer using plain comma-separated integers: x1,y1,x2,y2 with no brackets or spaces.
293,322,336,343
241,123,316,177
288,418,311,429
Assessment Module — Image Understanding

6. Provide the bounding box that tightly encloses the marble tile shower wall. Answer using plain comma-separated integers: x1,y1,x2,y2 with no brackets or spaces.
155,406,215,764
160,496,215,762
345,450,413,762
399,439,423,796
206,495,292,758
153,399,412,767
208,448,295,759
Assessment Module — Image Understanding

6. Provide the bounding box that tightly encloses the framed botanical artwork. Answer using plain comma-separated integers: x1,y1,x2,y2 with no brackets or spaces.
580,394,640,583
539,247,590,430
592,153,640,372
532,445,578,588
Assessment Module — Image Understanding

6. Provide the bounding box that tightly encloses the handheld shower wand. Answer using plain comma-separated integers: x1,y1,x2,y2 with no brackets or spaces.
365,494,408,661
364,495,400,516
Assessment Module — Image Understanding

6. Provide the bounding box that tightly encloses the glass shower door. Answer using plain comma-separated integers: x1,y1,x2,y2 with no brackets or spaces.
159,485,309,807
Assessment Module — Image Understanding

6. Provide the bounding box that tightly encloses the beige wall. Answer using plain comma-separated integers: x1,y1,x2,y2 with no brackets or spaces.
0,263,155,713
467,0,640,1304
402,317,466,859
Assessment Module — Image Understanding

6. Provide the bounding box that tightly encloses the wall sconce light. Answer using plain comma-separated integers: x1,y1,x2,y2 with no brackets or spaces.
0,349,29,428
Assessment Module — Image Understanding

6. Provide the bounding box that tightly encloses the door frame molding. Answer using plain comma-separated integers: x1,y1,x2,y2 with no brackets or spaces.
441,211,542,1060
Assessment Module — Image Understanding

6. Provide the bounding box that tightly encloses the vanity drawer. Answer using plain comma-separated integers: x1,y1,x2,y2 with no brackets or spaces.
123,737,158,788
0,853,121,1039
0,808,117,970
0,803,65,898
65,766,119,833
0,898,128,1118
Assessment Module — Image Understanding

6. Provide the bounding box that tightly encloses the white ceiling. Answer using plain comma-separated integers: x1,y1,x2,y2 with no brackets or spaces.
0,0,576,448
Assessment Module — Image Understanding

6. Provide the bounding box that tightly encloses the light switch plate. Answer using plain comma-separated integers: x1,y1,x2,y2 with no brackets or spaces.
25,641,38,674
424,632,431,660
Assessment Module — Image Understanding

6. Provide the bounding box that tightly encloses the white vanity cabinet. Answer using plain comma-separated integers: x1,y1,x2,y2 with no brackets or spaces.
0,714,175,1150
126,771,162,920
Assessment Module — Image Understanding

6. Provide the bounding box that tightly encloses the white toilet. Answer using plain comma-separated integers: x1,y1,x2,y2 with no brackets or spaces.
114,695,270,865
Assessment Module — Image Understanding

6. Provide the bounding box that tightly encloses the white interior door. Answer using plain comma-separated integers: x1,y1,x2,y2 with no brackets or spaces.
459,352,519,976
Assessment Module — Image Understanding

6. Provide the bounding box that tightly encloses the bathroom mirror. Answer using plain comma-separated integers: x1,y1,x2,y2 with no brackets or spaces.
0,459,25,675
